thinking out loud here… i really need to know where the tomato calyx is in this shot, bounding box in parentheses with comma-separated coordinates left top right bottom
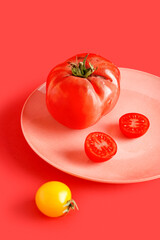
(71, 54, 96, 78)
(63, 199, 79, 214)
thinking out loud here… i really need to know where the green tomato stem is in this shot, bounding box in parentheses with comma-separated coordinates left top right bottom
(63, 199, 79, 214)
(71, 54, 96, 78)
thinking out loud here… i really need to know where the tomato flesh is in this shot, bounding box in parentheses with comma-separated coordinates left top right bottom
(119, 113, 150, 138)
(84, 132, 117, 162)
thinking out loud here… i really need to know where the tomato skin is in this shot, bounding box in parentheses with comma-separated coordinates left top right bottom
(46, 53, 120, 129)
(84, 132, 117, 162)
(119, 113, 150, 138)
(35, 181, 72, 217)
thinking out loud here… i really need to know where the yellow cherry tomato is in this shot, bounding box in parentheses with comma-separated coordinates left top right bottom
(35, 181, 78, 217)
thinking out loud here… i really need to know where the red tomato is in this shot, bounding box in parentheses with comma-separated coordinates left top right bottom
(119, 113, 150, 138)
(46, 53, 120, 129)
(84, 132, 117, 162)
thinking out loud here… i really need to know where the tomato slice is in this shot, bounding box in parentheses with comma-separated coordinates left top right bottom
(119, 113, 150, 138)
(84, 132, 117, 162)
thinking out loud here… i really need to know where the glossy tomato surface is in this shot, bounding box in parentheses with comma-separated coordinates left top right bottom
(84, 132, 117, 162)
(46, 53, 120, 129)
(119, 113, 150, 138)
(35, 181, 72, 217)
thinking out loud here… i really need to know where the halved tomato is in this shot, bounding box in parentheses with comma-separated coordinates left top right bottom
(119, 113, 150, 138)
(84, 132, 117, 162)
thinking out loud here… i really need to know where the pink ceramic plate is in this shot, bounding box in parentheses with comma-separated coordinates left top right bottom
(21, 68, 160, 183)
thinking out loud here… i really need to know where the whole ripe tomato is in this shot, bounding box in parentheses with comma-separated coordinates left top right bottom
(35, 181, 78, 217)
(46, 53, 120, 129)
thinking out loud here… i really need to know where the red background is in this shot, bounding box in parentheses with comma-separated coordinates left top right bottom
(1, 0, 160, 239)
